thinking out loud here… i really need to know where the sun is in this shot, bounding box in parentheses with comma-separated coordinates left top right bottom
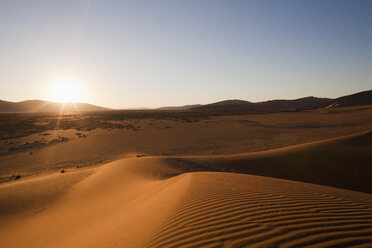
(49, 79, 85, 103)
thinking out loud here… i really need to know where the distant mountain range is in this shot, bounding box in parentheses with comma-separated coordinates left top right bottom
(168, 90, 372, 111)
(0, 100, 109, 113)
(0, 90, 371, 113)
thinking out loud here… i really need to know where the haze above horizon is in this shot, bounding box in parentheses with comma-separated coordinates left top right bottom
(0, 0, 371, 109)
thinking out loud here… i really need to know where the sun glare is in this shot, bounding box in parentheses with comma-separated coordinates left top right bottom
(50, 79, 84, 103)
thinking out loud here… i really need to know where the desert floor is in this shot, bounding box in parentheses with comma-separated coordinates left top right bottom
(0, 106, 371, 247)
(1, 105, 371, 179)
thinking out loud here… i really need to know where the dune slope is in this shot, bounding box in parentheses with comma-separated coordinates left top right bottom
(148, 172, 372, 248)
(0, 158, 188, 248)
(1, 132, 371, 247)
(172, 130, 372, 193)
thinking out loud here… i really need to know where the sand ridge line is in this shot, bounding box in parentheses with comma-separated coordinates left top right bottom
(162, 130, 372, 194)
(1, 157, 192, 248)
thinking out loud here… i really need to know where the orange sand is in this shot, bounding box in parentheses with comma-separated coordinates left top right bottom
(1, 132, 371, 247)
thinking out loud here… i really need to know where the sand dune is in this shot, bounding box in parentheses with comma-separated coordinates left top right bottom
(0, 158, 190, 248)
(174, 130, 372, 193)
(1, 132, 372, 247)
(148, 172, 372, 248)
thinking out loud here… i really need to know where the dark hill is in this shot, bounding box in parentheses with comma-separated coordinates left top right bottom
(193, 90, 371, 111)
(0, 100, 109, 113)
(328, 90, 372, 108)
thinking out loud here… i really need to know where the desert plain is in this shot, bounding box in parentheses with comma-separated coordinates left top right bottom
(0, 105, 372, 247)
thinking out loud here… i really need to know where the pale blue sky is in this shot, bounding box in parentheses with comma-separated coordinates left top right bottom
(0, 0, 371, 108)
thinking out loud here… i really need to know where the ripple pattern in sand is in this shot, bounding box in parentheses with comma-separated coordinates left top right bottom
(147, 172, 372, 248)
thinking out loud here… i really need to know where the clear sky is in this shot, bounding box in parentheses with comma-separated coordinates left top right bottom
(0, 0, 371, 108)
